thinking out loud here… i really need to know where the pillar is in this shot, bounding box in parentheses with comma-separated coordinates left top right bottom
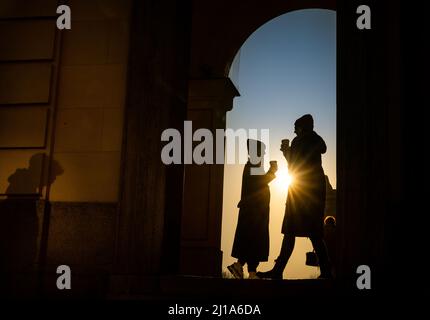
(180, 78, 239, 276)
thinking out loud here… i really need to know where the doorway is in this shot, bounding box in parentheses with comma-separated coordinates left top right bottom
(221, 9, 337, 279)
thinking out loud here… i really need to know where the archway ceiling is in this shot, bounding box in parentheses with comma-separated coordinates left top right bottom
(190, 0, 336, 78)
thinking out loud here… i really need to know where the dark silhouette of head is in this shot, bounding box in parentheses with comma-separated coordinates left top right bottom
(324, 215, 336, 227)
(5, 153, 64, 196)
(6, 153, 44, 195)
(247, 139, 266, 165)
(294, 114, 314, 136)
(28, 153, 44, 171)
(29, 153, 64, 187)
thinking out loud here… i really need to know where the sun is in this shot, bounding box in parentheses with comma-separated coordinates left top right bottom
(274, 167, 294, 191)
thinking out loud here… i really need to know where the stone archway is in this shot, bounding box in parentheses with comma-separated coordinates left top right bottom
(112, 0, 403, 296)
(180, 0, 336, 276)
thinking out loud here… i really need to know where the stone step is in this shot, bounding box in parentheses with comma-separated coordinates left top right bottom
(158, 275, 335, 300)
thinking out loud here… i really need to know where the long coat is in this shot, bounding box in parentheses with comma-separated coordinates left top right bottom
(282, 131, 327, 238)
(231, 161, 275, 262)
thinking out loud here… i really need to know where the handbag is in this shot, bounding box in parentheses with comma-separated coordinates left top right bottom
(305, 238, 319, 266)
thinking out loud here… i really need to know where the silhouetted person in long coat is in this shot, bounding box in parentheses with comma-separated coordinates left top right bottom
(228, 139, 277, 279)
(257, 114, 332, 279)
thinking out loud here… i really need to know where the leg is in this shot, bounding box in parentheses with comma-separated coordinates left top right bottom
(247, 261, 259, 279)
(277, 234, 295, 267)
(257, 235, 295, 279)
(310, 237, 332, 278)
(247, 261, 258, 273)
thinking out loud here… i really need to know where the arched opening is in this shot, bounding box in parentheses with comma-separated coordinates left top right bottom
(221, 9, 336, 279)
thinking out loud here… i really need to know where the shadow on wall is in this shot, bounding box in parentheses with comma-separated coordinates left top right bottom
(0, 153, 63, 285)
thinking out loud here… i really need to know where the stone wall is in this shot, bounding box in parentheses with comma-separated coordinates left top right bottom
(0, 0, 132, 297)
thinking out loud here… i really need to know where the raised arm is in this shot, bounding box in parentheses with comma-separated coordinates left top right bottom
(283, 147, 292, 163)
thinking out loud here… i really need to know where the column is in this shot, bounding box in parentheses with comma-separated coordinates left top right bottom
(180, 78, 239, 276)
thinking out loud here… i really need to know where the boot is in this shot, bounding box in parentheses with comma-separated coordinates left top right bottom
(227, 262, 244, 279)
(312, 238, 333, 280)
(256, 259, 285, 280)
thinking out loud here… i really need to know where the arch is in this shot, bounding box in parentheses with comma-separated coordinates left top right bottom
(181, 0, 337, 277)
(225, 8, 336, 77)
(189, 0, 336, 78)
(222, 9, 337, 279)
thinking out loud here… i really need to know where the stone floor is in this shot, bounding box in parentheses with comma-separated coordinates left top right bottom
(111, 275, 337, 301)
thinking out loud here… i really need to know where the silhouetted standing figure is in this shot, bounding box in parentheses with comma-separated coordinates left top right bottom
(257, 114, 332, 279)
(0, 153, 63, 293)
(228, 139, 277, 279)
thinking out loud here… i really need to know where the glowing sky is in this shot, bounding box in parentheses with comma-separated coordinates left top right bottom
(222, 9, 336, 279)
